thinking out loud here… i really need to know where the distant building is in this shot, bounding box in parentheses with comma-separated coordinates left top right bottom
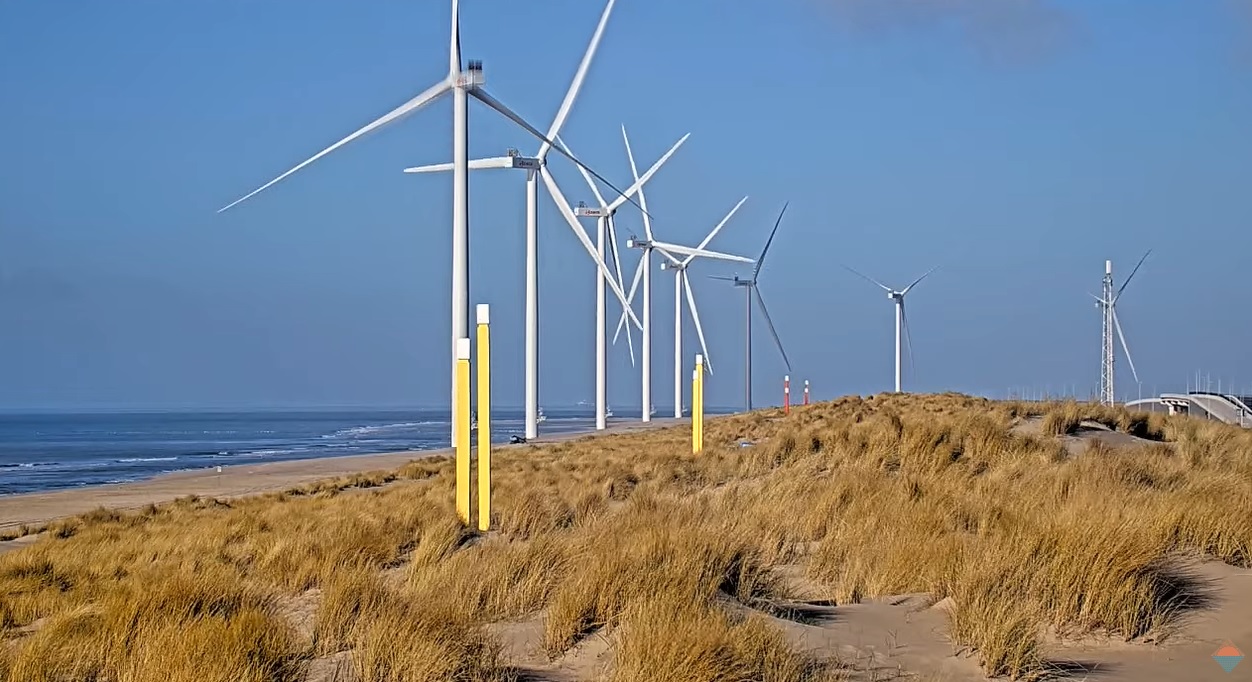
(1126, 392, 1252, 428)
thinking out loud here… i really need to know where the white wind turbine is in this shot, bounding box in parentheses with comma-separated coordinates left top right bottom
(843, 265, 938, 393)
(216, 0, 640, 447)
(562, 133, 690, 431)
(400, 0, 619, 440)
(1093, 251, 1150, 406)
(615, 176, 755, 419)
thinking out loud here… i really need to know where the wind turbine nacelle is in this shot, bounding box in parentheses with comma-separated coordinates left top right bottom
(576, 206, 610, 218)
(454, 66, 485, 88)
(510, 156, 541, 170)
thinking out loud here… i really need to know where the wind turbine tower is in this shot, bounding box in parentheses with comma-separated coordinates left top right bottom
(711, 203, 792, 411)
(643, 199, 753, 418)
(615, 131, 750, 422)
(217, 0, 639, 448)
(844, 265, 938, 393)
(1095, 251, 1150, 405)
(565, 133, 686, 431)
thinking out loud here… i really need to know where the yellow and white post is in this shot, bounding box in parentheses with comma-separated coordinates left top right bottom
(455, 337, 472, 525)
(692, 366, 698, 453)
(693, 354, 705, 453)
(475, 304, 491, 532)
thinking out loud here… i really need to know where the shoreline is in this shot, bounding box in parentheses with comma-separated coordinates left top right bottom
(0, 417, 684, 532)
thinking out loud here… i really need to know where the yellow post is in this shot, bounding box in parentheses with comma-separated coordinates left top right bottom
(475, 304, 491, 532)
(698, 356, 705, 451)
(455, 337, 472, 525)
(692, 365, 699, 453)
(693, 354, 705, 453)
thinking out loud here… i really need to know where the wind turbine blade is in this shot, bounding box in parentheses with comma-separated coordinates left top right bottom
(621, 124, 654, 242)
(614, 256, 646, 345)
(560, 134, 608, 208)
(403, 162, 455, 174)
(450, 0, 462, 75)
(753, 287, 791, 372)
(219, 80, 452, 213)
(652, 242, 754, 264)
(841, 264, 892, 293)
(1114, 249, 1151, 302)
(1112, 308, 1140, 384)
(540, 166, 641, 329)
(469, 88, 648, 218)
(901, 265, 939, 295)
(402, 156, 514, 174)
(608, 218, 638, 366)
(752, 202, 789, 279)
(683, 196, 749, 267)
(653, 247, 684, 268)
(607, 133, 690, 212)
(682, 271, 713, 375)
(901, 299, 916, 378)
(537, 0, 616, 160)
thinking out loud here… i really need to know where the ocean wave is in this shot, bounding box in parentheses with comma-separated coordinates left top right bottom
(116, 457, 178, 463)
(324, 421, 435, 438)
(211, 446, 318, 459)
(2, 460, 112, 471)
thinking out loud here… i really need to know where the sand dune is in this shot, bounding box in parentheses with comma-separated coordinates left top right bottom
(2, 397, 1250, 681)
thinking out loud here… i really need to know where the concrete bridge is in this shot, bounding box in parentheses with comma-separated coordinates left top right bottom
(1126, 391, 1252, 428)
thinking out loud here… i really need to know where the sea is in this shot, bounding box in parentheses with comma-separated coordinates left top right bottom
(0, 407, 720, 496)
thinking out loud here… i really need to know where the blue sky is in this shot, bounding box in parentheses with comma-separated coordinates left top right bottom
(1, 0, 1250, 411)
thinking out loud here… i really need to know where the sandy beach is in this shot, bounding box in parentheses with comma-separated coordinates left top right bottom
(0, 417, 683, 533)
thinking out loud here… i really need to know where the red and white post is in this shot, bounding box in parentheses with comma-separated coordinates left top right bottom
(784, 375, 791, 415)
(804, 380, 810, 406)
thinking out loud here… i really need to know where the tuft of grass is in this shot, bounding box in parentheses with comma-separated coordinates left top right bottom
(610, 596, 838, 682)
(1, 569, 303, 682)
(350, 597, 512, 682)
(540, 503, 786, 657)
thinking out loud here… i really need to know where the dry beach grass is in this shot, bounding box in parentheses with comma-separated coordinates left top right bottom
(1, 393, 1250, 680)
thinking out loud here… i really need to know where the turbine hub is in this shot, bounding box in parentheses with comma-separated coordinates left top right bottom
(455, 65, 484, 88)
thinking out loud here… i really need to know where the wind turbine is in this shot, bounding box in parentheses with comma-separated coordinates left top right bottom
(563, 133, 689, 431)
(614, 128, 751, 423)
(216, 0, 640, 448)
(1093, 251, 1150, 406)
(710, 203, 792, 411)
(614, 192, 753, 419)
(843, 265, 938, 393)
(400, 0, 617, 440)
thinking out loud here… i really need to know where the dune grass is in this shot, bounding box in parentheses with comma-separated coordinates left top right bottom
(1, 393, 1250, 680)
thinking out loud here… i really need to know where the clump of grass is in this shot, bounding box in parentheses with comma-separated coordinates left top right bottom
(947, 568, 1044, 679)
(1041, 406, 1082, 436)
(351, 598, 511, 682)
(1, 568, 304, 682)
(313, 566, 389, 655)
(610, 596, 837, 682)
(407, 535, 568, 621)
(542, 504, 784, 656)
